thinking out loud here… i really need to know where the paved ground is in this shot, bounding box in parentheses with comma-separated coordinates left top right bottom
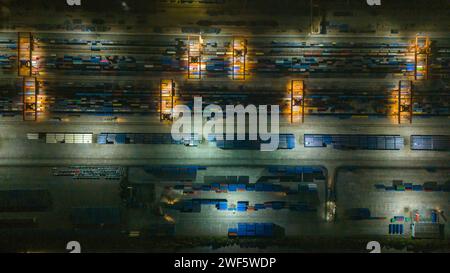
(0, 165, 328, 237)
(154, 166, 328, 236)
(3, 165, 449, 240)
(335, 167, 450, 237)
(0, 166, 122, 230)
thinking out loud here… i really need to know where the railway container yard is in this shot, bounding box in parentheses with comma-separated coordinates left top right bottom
(0, 0, 449, 254)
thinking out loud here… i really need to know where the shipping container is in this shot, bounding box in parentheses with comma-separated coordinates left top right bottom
(411, 135, 450, 151)
(214, 134, 295, 150)
(304, 134, 404, 150)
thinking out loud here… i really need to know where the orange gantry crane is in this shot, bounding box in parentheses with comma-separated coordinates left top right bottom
(290, 80, 305, 123)
(232, 38, 247, 80)
(160, 79, 175, 121)
(398, 80, 413, 124)
(414, 35, 430, 80)
(187, 36, 202, 80)
(18, 32, 38, 121)
(18, 32, 33, 77)
(22, 77, 38, 121)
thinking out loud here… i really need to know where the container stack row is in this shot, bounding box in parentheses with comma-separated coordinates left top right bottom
(304, 134, 404, 150)
(228, 223, 274, 238)
(97, 133, 200, 146)
(172, 182, 288, 194)
(410, 135, 450, 151)
(375, 180, 450, 192)
(212, 134, 295, 150)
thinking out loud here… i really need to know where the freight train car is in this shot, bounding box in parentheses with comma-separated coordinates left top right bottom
(410, 135, 450, 151)
(97, 133, 201, 146)
(304, 134, 404, 150)
(214, 134, 295, 150)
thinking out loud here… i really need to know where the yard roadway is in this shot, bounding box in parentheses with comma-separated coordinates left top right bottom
(0, 117, 449, 190)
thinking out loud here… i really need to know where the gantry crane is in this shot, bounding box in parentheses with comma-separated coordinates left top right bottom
(415, 35, 430, 80)
(22, 77, 38, 121)
(160, 79, 175, 122)
(290, 80, 305, 123)
(232, 38, 247, 80)
(18, 32, 38, 121)
(18, 32, 33, 77)
(187, 36, 202, 80)
(398, 80, 413, 124)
